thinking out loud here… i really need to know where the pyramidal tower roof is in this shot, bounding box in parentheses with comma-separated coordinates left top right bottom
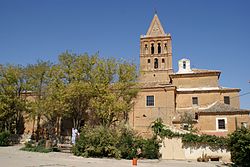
(146, 14, 166, 37)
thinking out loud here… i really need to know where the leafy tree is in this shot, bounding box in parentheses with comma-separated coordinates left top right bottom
(117, 62, 138, 122)
(63, 82, 92, 129)
(42, 64, 66, 141)
(57, 52, 138, 128)
(0, 64, 27, 134)
(89, 58, 138, 127)
(57, 52, 97, 129)
(26, 60, 51, 140)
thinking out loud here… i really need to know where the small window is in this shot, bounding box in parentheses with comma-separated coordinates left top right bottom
(147, 59, 150, 63)
(218, 119, 226, 129)
(162, 58, 165, 63)
(192, 97, 198, 105)
(183, 61, 186, 69)
(151, 44, 154, 54)
(154, 58, 158, 69)
(158, 43, 161, 54)
(146, 95, 154, 106)
(224, 96, 230, 105)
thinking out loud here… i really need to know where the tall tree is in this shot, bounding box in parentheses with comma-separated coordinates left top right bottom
(89, 58, 138, 127)
(0, 64, 27, 134)
(58, 52, 98, 129)
(41, 64, 66, 141)
(117, 61, 138, 122)
(26, 60, 51, 140)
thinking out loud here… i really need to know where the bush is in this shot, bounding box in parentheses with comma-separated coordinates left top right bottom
(117, 126, 137, 159)
(73, 126, 121, 158)
(0, 131, 11, 146)
(141, 137, 160, 159)
(228, 127, 250, 167)
(20, 139, 52, 153)
(73, 125, 160, 159)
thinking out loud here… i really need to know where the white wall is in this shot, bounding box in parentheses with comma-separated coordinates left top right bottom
(160, 138, 231, 162)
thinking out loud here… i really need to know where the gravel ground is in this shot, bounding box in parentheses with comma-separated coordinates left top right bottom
(0, 145, 226, 167)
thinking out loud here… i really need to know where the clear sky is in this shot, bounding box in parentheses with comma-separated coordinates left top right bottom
(0, 0, 249, 109)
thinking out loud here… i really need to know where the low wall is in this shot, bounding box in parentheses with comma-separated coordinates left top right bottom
(160, 138, 231, 162)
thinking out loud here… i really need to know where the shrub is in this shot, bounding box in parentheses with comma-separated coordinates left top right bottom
(119, 135, 160, 159)
(73, 125, 160, 159)
(228, 127, 250, 167)
(117, 126, 136, 159)
(141, 137, 160, 159)
(20, 139, 52, 153)
(151, 118, 180, 139)
(0, 131, 11, 146)
(73, 126, 121, 158)
(151, 118, 165, 137)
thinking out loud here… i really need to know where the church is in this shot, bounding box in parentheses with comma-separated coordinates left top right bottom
(129, 14, 250, 136)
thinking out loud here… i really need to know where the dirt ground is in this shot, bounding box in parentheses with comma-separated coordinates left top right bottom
(0, 145, 226, 167)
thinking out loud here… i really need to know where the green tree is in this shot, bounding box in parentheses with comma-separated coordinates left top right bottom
(89, 58, 138, 127)
(117, 62, 138, 122)
(63, 82, 92, 129)
(0, 64, 27, 134)
(57, 52, 98, 129)
(57, 52, 138, 128)
(26, 60, 51, 140)
(42, 64, 66, 141)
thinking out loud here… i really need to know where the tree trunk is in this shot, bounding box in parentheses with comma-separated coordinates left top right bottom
(36, 115, 41, 142)
(56, 116, 61, 139)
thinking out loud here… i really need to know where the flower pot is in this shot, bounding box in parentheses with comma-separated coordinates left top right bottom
(132, 158, 137, 166)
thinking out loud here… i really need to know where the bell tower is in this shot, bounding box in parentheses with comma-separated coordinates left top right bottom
(139, 14, 173, 83)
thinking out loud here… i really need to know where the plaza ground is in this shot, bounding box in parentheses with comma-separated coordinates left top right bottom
(0, 145, 227, 167)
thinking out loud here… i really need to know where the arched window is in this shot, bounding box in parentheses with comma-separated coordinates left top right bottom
(158, 43, 161, 54)
(183, 61, 186, 69)
(154, 58, 158, 69)
(164, 43, 167, 52)
(151, 43, 154, 54)
(147, 59, 150, 63)
(164, 43, 167, 48)
(162, 58, 165, 63)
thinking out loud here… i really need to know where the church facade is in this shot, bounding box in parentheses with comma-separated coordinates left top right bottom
(129, 14, 250, 136)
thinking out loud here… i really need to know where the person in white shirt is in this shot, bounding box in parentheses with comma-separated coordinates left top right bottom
(71, 128, 79, 145)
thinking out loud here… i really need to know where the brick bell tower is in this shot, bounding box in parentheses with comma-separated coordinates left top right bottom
(139, 14, 173, 83)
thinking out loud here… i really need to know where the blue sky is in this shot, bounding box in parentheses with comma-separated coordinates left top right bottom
(0, 0, 249, 109)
